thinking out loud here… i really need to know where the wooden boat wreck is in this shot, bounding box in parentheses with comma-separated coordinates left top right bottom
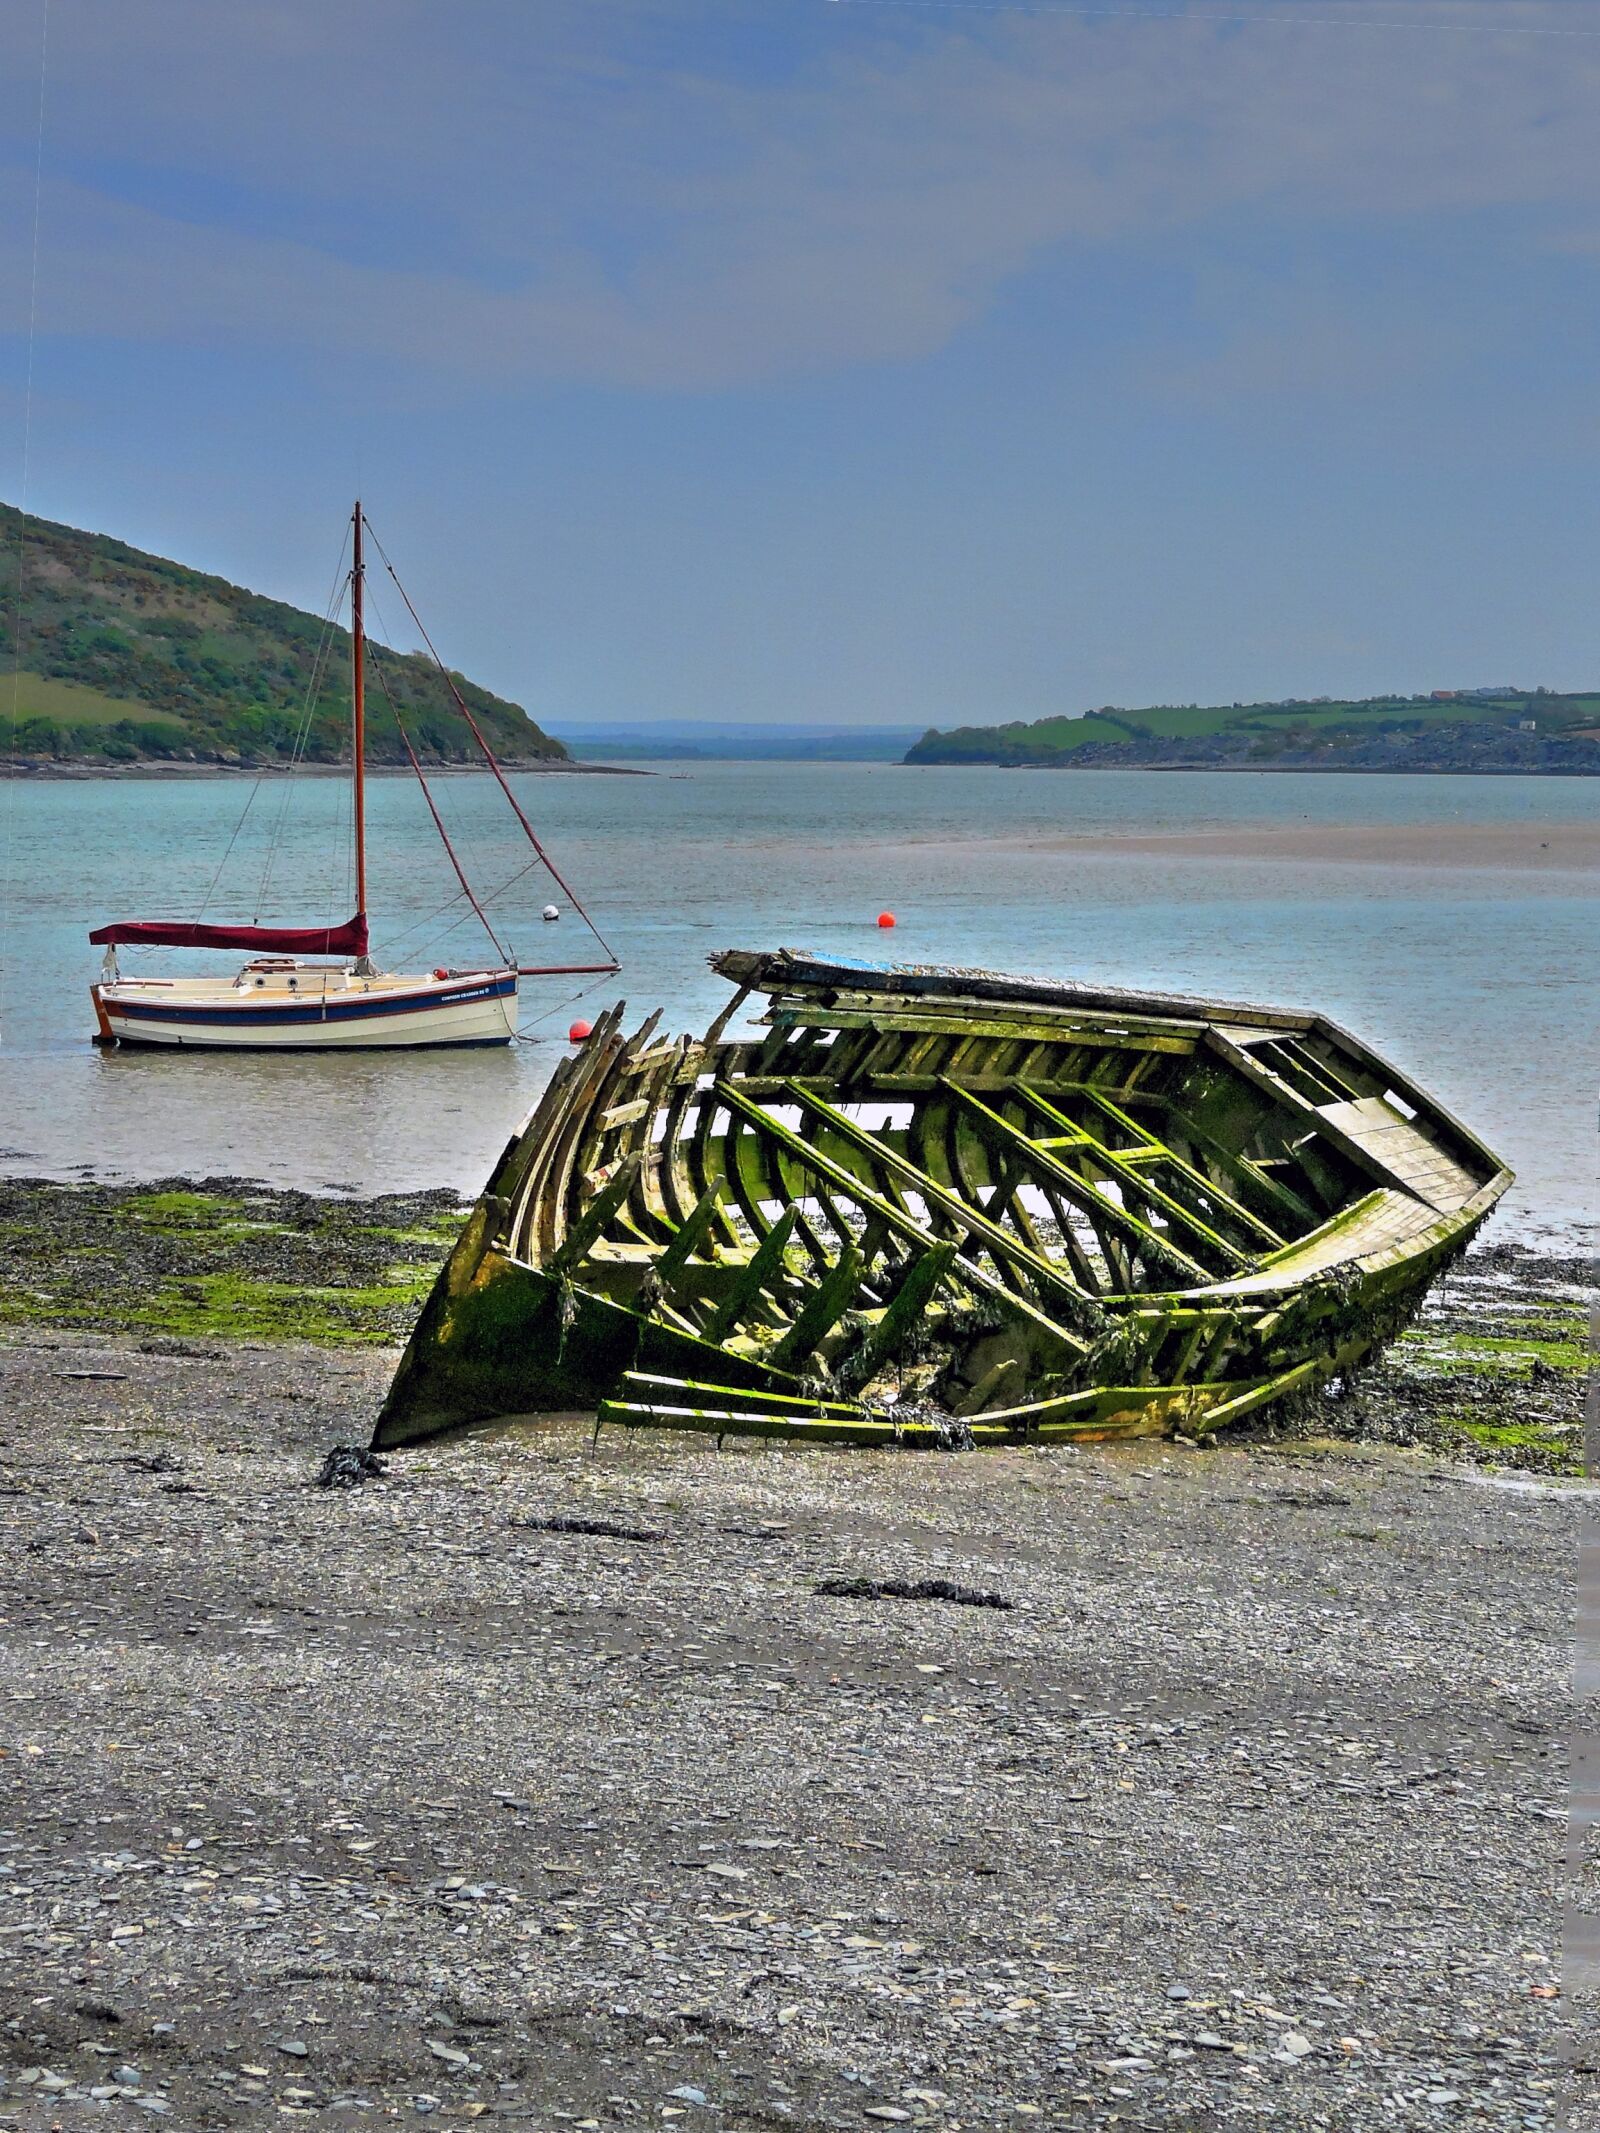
(373, 949, 1511, 1450)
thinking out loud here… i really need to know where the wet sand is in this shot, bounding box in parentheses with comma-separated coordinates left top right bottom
(869, 822, 1597, 872)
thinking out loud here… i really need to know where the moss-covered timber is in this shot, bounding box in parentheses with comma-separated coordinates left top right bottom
(372, 950, 1513, 1451)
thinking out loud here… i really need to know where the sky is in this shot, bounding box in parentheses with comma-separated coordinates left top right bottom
(0, 0, 1597, 729)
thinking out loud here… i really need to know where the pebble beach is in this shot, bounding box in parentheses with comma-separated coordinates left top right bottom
(0, 1183, 1586, 2130)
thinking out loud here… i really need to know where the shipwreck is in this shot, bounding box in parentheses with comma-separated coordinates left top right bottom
(373, 949, 1511, 1451)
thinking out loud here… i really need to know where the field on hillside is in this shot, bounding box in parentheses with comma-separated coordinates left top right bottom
(7, 673, 186, 728)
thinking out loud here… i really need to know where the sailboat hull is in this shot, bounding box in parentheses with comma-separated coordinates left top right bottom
(92, 968, 519, 1050)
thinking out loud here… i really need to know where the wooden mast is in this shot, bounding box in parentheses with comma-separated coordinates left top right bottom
(350, 501, 368, 929)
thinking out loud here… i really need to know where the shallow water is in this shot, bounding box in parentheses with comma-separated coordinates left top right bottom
(0, 763, 1591, 1236)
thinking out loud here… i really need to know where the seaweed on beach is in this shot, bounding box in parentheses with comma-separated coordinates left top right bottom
(0, 1175, 463, 1345)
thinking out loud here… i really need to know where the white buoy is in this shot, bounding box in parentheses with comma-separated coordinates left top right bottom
(542, 904, 560, 922)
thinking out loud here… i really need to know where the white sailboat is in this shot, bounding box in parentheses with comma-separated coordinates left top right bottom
(89, 505, 616, 1050)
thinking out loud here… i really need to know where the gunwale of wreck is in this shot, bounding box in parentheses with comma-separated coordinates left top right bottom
(373, 949, 1512, 1450)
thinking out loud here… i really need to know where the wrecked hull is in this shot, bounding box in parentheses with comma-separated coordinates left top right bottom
(374, 950, 1512, 1451)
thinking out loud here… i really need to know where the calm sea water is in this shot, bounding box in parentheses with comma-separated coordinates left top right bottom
(0, 763, 1591, 1238)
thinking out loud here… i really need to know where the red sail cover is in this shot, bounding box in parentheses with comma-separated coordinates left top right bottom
(90, 914, 369, 956)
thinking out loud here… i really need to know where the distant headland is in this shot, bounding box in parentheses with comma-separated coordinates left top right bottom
(904, 691, 1600, 775)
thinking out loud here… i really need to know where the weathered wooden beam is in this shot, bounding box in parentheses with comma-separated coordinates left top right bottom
(619, 1371, 866, 1418)
(713, 1079, 1087, 1359)
(769, 1003, 1199, 1055)
(548, 1155, 643, 1276)
(1053, 1206, 1108, 1293)
(768, 1239, 864, 1371)
(941, 1081, 1214, 1284)
(1053, 1086, 1286, 1250)
(596, 1395, 999, 1447)
(844, 1241, 958, 1386)
(782, 1080, 1100, 1309)
(1136, 1106, 1320, 1232)
(654, 1178, 729, 1287)
(1014, 1088, 1252, 1269)
(1203, 1030, 1400, 1198)
(704, 1206, 799, 1341)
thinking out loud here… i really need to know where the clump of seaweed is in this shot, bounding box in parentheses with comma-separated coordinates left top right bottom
(816, 1575, 1013, 1610)
(316, 1446, 388, 1489)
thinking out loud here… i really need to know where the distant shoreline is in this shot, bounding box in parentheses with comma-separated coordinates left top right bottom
(0, 757, 651, 780)
(902, 760, 1600, 778)
(8, 752, 1599, 779)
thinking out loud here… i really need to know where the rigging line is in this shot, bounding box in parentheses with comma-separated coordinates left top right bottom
(382, 852, 612, 972)
(821, 0, 1600, 34)
(262, 529, 352, 915)
(195, 775, 264, 926)
(253, 536, 350, 922)
(335, 719, 352, 926)
(361, 573, 489, 949)
(386, 871, 528, 967)
(236, 541, 347, 923)
(363, 569, 490, 904)
(253, 620, 330, 920)
(363, 570, 476, 876)
(387, 855, 557, 967)
(325, 542, 361, 931)
(379, 884, 473, 962)
(197, 553, 343, 921)
(0, 0, 51, 1030)
(323, 691, 351, 933)
(515, 976, 613, 1039)
(366, 643, 512, 966)
(364, 519, 619, 967)
(257, 607, 340, 916)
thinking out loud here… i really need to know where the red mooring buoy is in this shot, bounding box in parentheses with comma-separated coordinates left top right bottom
(877, 911, 897, 929)
(569, 1019, 594, 1043)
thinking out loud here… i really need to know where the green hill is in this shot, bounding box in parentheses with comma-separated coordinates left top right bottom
(905, 692, 1600, 774)
(0, 501, 567, 768)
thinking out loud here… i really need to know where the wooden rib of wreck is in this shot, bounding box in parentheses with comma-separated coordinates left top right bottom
(373, 949, 1511, 1451)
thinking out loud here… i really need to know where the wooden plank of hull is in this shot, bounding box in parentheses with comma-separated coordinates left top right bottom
(372, 1246, 816, 1448)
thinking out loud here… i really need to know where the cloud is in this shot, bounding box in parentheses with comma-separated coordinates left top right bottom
(0, 0, 1595, 389)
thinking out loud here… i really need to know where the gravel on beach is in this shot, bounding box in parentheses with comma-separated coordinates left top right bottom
(0, 1185, 1585, 2129)
(0, 1349, 1580, 2129)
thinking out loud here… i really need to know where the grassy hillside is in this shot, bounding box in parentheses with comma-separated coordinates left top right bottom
(0, 502, 567, 768)
(906, 692, 1600, 773)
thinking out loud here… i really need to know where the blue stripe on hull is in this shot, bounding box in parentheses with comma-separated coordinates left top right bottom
(109, 1034, 514, 1052)
(110, 977, 516, 1029)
